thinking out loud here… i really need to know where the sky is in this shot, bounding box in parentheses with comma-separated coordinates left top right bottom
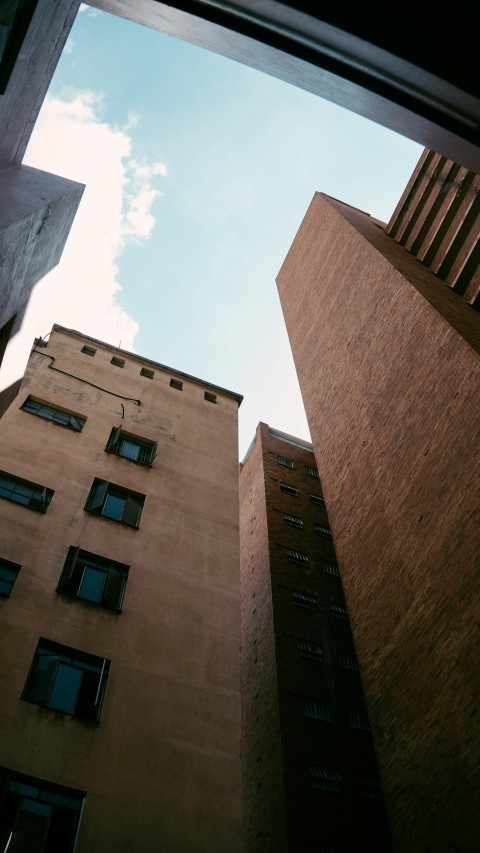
(1, 3, 423, 459)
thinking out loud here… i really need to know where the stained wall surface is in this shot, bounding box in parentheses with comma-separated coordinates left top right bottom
(0, 325, 242, 851)
(276, 193, 480, 852)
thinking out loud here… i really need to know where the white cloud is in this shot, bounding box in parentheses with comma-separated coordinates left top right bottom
(0, 92, 167, 390)
(64, 37, 74, 54)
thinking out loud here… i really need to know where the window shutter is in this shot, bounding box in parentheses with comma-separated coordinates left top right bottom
(75, 669, 101, 721)
(106, 426, 122, 452)
(103, 568, 125, 610)
(123, 494, 142, 527)
(86, 480, 108, 512)
(30, 486, 47, 512)
(58, 546, 80, 594)
(148, 439, 159, 466)
(68, 416, 84, 432)
(25, 655, 58, 704)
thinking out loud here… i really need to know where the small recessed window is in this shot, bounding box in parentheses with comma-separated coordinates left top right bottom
(111, 356, 125, 368)
(283, 513, 303, 529)
(310, 766, 341, 793)
(304, 698, 330, 721)
(329, 603, 349, 619)
(0, 557, 21, 597)
(323, 560, 340, 577)
(277, 455, 294, 468)
(204, 391, 217, 403)
(316, 525, 332, 538)
(140, 367, 154, 379)
(287, 549, 309, 565)
(170, 378, 183, 390)
(349, 710, 371, 731)
(339, 652, 359, 671)
(81, 346, 96, 357)
(280, 483, 299, 496)
(292, 591, 316, 608)
(305, 465, 319, 479)
(297, 640, 323, 661)
(309, 494, 325, 506)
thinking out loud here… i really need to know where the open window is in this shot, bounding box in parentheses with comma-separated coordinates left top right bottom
(22, 639, 110, 723)
(0, 471, 53, 513)
(85, 478, 144, 528)
(58, 547, 129, 611)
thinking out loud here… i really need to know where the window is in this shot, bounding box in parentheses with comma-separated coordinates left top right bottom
(277, 455, 294, 468)
(304, 697, 330, 721)
(316, 524, 332, 538)
(0, 557, 21, 597)
(22, 639, 110, 722)
(357, 776, 384, 800)
(292, 591, 316, 608)
(297, 639, 323, 661)
(305, 465, 319, 479)
(140, 367, 154, 379)
(309, 493, 325, 506)
(0, 472, 53, 513)
(323, 560, 340, 576)
(85, 479, 144, 528)
(204, 391, 217, 403)
(339, 652, 360, 671)
(81, 345, 96, 356)
(110, 356, 125, 368)
(329, 603, 349, 619)
(310, 767, 341, 793)
(0, 0, 38, 94)
(283, 513, 303, 529)
(170, 378, 183, 390)
(0, 767, 84, 853)
(280, 483, 299, 496)
(105, 427, 157, 466)
(58, 547, 129, 611)
(21, 397, 85, 431)
(287, 549, 309, 565)
(350, 710, 371, 731)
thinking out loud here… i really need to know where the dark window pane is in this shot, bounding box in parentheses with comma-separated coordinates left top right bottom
(123, 494, 141, 527)
(86, 479, 108, 512)
(48, 665, 82, 714)
(78, 566, 105, 603)
(103, 568, 125, 610)
(9, 798, 51, 853)
(120, 440, 140, 461)
(103, 493, 125, 521)
(25, 656, 58, 704)
(75, 668, 103, 721)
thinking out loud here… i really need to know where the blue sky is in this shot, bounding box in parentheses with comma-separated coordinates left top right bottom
(5, 4, 423, 458)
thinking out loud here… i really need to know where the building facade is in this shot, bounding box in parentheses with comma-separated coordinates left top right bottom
(0, 324, 243, 851)
(240, 422, 392, 853)
(276, 179, 480, 852)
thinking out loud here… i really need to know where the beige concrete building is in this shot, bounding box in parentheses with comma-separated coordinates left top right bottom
(0, 324, 242, 851)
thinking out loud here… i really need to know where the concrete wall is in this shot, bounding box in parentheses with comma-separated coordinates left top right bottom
(0, 325, 242, 851)
(276, 193, 480, 852)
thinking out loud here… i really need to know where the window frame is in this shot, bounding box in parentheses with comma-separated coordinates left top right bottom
(0, 471, 53, 513)
(22, 639, 110, 723)
(57, 546, 129, 612)
(305, 465, 320, 479)
(277, 455, 294, 468)
(280, 483, 299, 496)
(105, 426, 157, 467)
(84, 478, 145, 528)
(21, 396, 85, 432)
(0, 767, 84, 853)
(0, 556, 21, 597)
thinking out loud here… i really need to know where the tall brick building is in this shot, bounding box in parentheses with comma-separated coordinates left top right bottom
(276, 150, 480, 852)
(0, 324, 243, 852)
(240, 422, 392, 852)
